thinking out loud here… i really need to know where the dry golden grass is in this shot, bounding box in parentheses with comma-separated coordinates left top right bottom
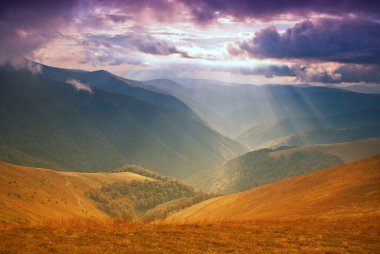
(1, 157, 379, 253)
(0, 162, 150, 224)
(167, 156, 380, 223)
(0, 217, 379, 253)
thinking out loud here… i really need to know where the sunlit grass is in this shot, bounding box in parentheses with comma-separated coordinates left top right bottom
(1, 217, 379, 253)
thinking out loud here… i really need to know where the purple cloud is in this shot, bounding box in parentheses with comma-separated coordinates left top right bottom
(84, 33, 186, 56)
(297, 64, 380, 83)
(231, 18, 380, 64)
(0, 0, 79, 65)
(237, 64, 296, 78)
(181, 0, 380, 23)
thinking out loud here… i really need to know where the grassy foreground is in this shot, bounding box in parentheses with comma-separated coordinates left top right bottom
(0, 218, 379, 254)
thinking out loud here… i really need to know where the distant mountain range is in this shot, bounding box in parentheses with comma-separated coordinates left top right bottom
(336, 84, 380, 94)
(0, 63, 246, 177)
(144, 79, 380, 145)
(262, 125, 380, 148)
(237, 110, 380, 148)
(2, 62, 380, 178)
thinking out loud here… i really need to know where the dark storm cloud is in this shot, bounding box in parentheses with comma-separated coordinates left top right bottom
(239, 65, 296, 78)
(291, 64, 380, 83)
(237, 64, 380, 83)
(335, 65, 380, 83)
(0, 0, 79, 64)
(181, 0, 380, 23)
(231, 18, 380, 64)
(0, 0, 177, 65)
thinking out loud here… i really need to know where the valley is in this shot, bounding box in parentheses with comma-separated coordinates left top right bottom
(0, 162, 214, 225)
(1, 155, 379, 253)
(0, 63, 379, 254)
(2, 1, 380, 253)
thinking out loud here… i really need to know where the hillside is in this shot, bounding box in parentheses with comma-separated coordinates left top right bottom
(186, 149, 343, 194)
(40, 63, 193, 115)
(0, 162, 214, 224)
(0, 162, 148, 224)
(0, 65, 246, 177)
(187, 138, 380, 194)
(270, 137, 380, 163)
(263, 125, 380, 148)
(168, 156, 380, 223)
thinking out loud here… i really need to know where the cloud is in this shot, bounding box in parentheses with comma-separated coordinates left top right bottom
(85, 33, 185, 56)
(66, 79, 93, 93)
(0, 0, 79, 65)
(180, 0, 380, 23)
(238, 64, 295, 78)
(81, 0, 380, 25)
(230, 18, 380, 64)
(79, 47, 144, 66)
(2, 0, 379, 66)
(295, 64, 380, 83)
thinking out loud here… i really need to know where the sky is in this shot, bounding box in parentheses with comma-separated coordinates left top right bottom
(1, 0, 380, 85)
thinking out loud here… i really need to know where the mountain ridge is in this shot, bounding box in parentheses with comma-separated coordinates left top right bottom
(0, 64, 247, 177)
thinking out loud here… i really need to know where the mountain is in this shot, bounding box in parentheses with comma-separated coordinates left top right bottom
(187, 137, 380, 194)
(270, 137, 380, 163)
(167, 156, 380, 223)
(143, 79, 380, 138)
(0, 161, 215, 224)
(237, 108, 380, 148)
(41, 63, 193, 115)
(264, 125, 380, 148)
(337, 84, 380, 94)
(0, 65, 247, 177)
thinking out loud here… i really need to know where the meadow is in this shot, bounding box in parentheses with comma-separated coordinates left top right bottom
(0, 217, 379, 254)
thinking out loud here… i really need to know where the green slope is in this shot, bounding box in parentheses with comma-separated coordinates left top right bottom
(0, 65, 246, 177)
(187, 149, 343, 194)
(187, 137, 380, 194)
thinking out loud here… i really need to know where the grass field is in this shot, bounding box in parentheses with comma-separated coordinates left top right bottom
(0, 162, 151, 224)
(0, 218, 379, 254)
(168, 156, 380, 223)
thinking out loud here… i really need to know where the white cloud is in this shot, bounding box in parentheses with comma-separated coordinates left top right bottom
(66, 79, 93, 93)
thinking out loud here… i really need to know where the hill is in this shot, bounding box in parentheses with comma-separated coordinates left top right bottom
(0, 162, 147, 224)
(0, 65, 246, 177)
(186, 149, 343, 194)
(168, 156, 380, 223)
(0, 162, 215, 224)
(187, 138, 380, 194)
(270, 137, 380, 163)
